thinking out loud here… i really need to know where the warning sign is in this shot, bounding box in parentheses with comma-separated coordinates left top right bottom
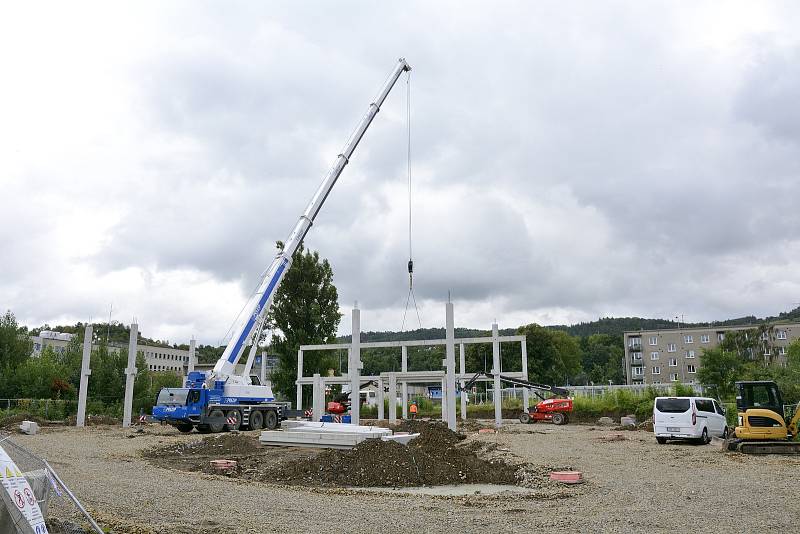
(0, 444, 49, 534)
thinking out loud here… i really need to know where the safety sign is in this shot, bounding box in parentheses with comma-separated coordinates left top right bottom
(0, 443, 48, 534)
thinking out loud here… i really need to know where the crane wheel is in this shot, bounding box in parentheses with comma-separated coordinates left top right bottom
(175, 423, 194, 433)
(197, 425, 212, 434)
(264, 410, 279, 430)
(249, 410, 264, 431)
(208, 409, 226, 433)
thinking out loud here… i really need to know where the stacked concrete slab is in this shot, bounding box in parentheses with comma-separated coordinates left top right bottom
(260, 421, 418, 449)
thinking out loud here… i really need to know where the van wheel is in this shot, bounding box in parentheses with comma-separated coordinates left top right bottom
(721, 426, 729, 439)
(656, 437, 667, 444)
(698, 428, 709, 445)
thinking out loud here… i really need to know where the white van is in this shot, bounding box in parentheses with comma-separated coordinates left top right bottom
(653, 397, 728, 444)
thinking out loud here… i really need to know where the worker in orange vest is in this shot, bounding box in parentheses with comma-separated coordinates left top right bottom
(409, 401, 418, 420)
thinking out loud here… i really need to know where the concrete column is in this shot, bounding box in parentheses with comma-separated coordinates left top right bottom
(260, 350, 266, 386)
(296, 349, 303, 410)
(441, 377, 447, 423)
(401, 346, 408, 419)
(311, 373, 322, 422)
(377, 377, 384, 421)
(122, 323, 138, 428)
(521, 340, 530, 410)
(388, 373, 397, 425)
(76, 326, 92, 427)
(459, 343, 467, 420)
(445, 302, 457, 431)
(349, 304, 362, 426)
(492, 323, 502, 428)
(188, 338, 196, 375)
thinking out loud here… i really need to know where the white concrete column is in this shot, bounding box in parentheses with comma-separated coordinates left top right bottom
(188, 338, 196, 375)
(296, 349, 303, 410)
(122, 323, 138, 428)
(377, 377, 385, 421)
(76, 326, 92, 427)
(349, 304, 362, 426)
(492, 323, 502, 428)
(459, 343, 467, 420)
(401, 346, 408, 419)
(445, 301, 457, 431)
(311, 373, 322, 422)
(521, 340, 530, 410)
(441, 377, 447, 423)
(388, 373, 397, 424)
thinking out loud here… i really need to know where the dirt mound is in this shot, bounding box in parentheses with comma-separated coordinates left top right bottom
(0, 413, 46, 429)
(238, 420, 519, 487)
(64, 414, 119, 426)
(143, 433, 261, 459)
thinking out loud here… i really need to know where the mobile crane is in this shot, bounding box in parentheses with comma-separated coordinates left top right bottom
(152, 58, 412, 433)
(462, 372, 573, 425)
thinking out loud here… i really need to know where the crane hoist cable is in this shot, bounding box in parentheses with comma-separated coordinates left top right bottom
(401, 70, 423, 332)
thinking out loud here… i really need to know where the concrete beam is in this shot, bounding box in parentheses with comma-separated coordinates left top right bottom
(459, 343, 467, 420)
(122, 323, 138, 428)
(388, 373, 397, 425)
(299, 335, 526, 352)
(521, 340, 529, 410)
(296, 349, 303, 410)
(76, 325, 92, 427)
(401, 346, 408, 419)
(349, 304, 361, 426)
(188, 338, 196, 375)
(377, 377, 384, 421)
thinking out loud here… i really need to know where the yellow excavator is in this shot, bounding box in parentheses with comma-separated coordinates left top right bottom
(725, 380, 800, 454)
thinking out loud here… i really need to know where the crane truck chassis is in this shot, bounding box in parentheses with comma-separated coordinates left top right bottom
(150, 58, 412, 432)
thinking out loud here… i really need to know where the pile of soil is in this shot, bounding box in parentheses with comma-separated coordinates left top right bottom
(238, 420, 521, 487)
(65, 414, 119, 426)
(143, 433, 262, 459)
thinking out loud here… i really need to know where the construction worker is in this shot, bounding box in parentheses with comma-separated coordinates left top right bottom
(409, 401, 418, 420)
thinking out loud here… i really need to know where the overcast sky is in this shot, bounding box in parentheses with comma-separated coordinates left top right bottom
(2, 1, 800, 345)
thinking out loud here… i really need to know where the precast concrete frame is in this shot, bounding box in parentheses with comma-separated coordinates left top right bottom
(296, 303, 529, 429)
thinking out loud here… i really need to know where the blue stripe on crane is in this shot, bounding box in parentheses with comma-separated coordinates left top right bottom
(227, 258, 288, 364)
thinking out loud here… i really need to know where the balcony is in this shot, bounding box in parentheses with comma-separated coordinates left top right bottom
(630, 355, 644, 366)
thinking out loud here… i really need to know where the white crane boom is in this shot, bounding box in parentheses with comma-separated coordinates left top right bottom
(212, 58, 412, 384)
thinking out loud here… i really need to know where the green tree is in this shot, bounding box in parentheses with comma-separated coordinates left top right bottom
(268, 242, 342, 400)
(579, 334, 625, 385)
(697, 347, 743, 400)
(0, 311, 33, 393)
(518, 324, 581, 385)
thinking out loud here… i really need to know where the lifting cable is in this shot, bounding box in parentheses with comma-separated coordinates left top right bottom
(401, 70, 423, 332)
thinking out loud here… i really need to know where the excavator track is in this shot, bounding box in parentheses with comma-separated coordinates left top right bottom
(725, 438, 800, 454)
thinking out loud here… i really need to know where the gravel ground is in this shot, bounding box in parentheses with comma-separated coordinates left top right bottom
(14, 422, 800, 533)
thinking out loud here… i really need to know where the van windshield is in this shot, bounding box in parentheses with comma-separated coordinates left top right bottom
(656, 398, 690, 413)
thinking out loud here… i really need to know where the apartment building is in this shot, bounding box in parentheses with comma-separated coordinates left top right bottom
(30, 332, 193, 374)
(624, 322, 800, 385)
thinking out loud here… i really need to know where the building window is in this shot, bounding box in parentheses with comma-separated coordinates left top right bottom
(667, 343, 676, 352)
(777, 330, 787, 340)
(700, 334, 710, 343)
(684, 335, 693, 344)
(628, 337, 641, 348)
(632, 367, 643, 377)
(632, 352, 642, 361)
(779, 346, 786, 355)
(764, 348, 771, 356)
(649, 336, 658, 346)
(670, 373, 679, 381)
(651, 351, 660, 360)
(761, 332, 770, 341)
(687, 364, 696, 374)
(653, 380, 662, 384)
(652, 366, 661, 375)
(685, 350, 695, 359)
(718, 333, 725, 341)
(669, 358, 678, 367)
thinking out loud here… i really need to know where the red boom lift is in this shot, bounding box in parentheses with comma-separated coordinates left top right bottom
(462, 372, 573, 425)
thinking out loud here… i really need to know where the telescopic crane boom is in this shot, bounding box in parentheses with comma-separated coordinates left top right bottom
(211, 58, 412, 386)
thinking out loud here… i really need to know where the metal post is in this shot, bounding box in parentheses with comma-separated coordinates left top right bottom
(388, 373, 397, 424)
(76, 326, 92, 427)
(122, 323, 138, 428)
(350, 304, 362, 426)
(377, 377, 384, 421)
(296, 349, 303, 410)
(521, 340, 529, 410)
(401, 346, 408, 419)
(492, 323, 502, 428)
(459, 343, 467, 420)
(445, 301, 457, 431)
